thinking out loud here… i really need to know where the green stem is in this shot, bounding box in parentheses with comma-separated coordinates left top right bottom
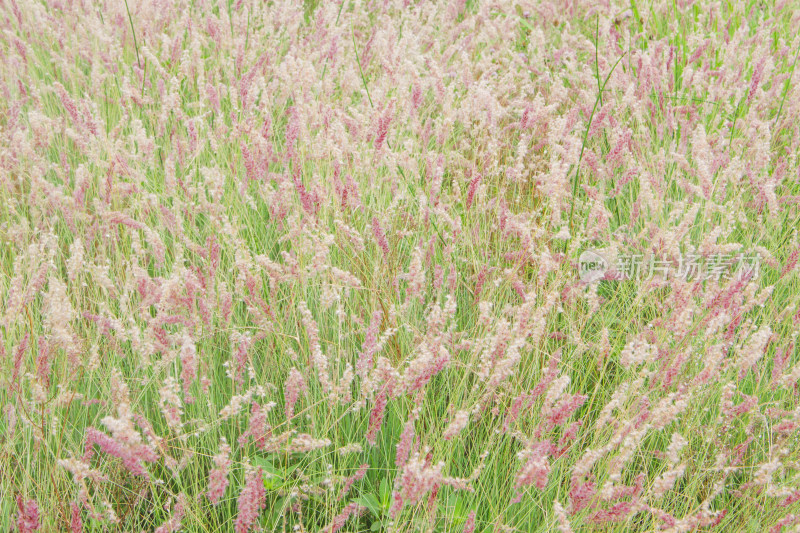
(568, 52, 627, 238)
(123, 0, 141, 68)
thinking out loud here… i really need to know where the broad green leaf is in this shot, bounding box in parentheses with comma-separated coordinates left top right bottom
(379, 477, 392, 508)
(354, 494, 382, 519)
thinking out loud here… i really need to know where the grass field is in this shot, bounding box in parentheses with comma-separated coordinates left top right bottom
(2, 0, 800, 531)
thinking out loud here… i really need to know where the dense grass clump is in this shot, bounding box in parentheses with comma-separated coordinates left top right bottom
(1, 0, 800, 531)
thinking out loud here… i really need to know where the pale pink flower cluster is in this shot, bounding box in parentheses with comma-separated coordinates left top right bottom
(234, 468, 267, 533)
(83, 372, 158, 478)
(16, 496, 40, 533)
(284, 367, 308, 421)
(207, 441, 231, 505)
